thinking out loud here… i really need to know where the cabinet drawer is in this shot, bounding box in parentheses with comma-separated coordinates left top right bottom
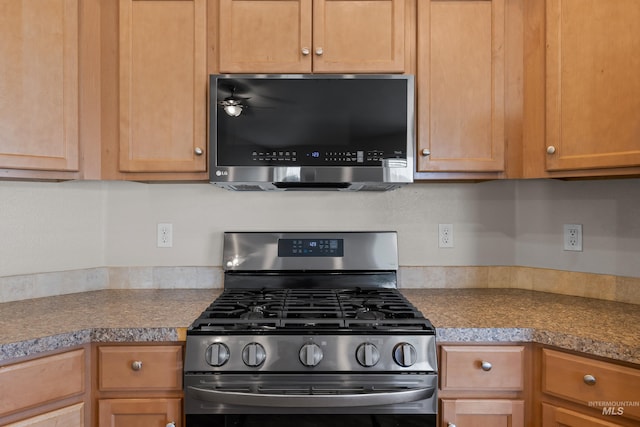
(0, 349, 85, 417)
(6, 402, 85, 427)
(98, 345, 182, 392)
(440, 345, 524, 391)
(542, 349, 640, 420)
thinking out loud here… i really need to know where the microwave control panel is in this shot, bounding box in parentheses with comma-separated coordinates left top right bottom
(249, 149, 402, 166)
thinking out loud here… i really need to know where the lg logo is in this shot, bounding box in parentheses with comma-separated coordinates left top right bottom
(215, 170, 229, 176)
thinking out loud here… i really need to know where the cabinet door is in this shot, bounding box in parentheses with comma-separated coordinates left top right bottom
(98, 398, 181, 427)
(441, 399, 524, 427)
(218, 0, 313, 73)
(312, 0, 405, 73)
(118, 0, 207, 173)
(416, 0, 506, 173)
(545, 0, 640, 172)
(0, 0, 79, 172)
(542, 403, 625, 427)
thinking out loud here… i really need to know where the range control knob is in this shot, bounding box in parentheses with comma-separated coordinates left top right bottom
(242, 342, 266, 367)
(393, 343, 417, 367)
(205, 342, 230, 367)
(356, 343, 380, 367)
(299, 343, 323, 367)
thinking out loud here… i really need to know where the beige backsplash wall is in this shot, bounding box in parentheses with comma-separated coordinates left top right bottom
(1, 178, 639, 303)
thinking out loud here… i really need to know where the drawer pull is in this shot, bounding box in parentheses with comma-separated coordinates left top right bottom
(583, 374, 597, 385)
(481, 361, 492, 371)
(131, 360, 143, 371)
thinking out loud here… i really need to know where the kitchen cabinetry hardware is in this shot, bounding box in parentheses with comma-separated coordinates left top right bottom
(315, 47, 324, 56)
(582, 374, 596, 385)
(546, 146, 556, 155)
(194, 147, 204, 156)
(131, 360, 143, 371)
(302, 47, 310, 56)
(421, 149, 431, 157)
(166, 422, 175, 427)
(481, 361, 493, 371)
(448, 423, 457, 427)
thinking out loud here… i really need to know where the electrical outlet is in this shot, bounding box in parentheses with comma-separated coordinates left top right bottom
(563, 224, 582, 251)
(439, 224, 454, 248)
(157, 223, 173, 248)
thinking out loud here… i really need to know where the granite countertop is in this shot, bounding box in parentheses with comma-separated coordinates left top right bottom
(1, 288, 638, 365)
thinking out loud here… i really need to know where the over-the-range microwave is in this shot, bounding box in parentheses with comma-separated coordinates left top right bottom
(209, 74, 415, 191)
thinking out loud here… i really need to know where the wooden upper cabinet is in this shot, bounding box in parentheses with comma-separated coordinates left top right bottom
(416, 0, 507, 176)
(219, 0, 313, 73)
(218, 0, 406, 73)
(545, 0, 640, 172)
(312, 0, 405, 73)
(114, 0, 208, 177)
(0, 0, 80, 176)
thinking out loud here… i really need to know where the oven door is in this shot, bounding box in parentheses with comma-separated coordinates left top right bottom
(184, 373, 437, 427)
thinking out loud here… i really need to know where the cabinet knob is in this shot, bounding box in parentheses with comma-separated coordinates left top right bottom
(481, 361, 493, 371)
(583, 374, 597, 385)
(131, 360, 143, 371)
(301, 47, 310, 56)
(448, 423, 457, 427)
(421, 149, 431, 156)
(546, 145, 556, 154)
(166, 423, 175, 427)
(194, 147, 204, 156)
(315, 47, 324, 56)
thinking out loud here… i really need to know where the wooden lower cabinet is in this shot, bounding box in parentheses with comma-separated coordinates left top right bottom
(536, 346, 640, 427)
(98, 398, 180, 427)
(442, 399, 525, 427)
(5, 403, 85, 427)
(438, 345, 528, 427)
(542, 403, 627, 427)
(0, 348, 87, 425)
(95, 344, 183, 427)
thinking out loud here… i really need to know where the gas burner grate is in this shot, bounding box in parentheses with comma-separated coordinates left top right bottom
(189, 288, 434, 333)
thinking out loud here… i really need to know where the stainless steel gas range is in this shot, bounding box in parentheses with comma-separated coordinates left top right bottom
(184, 232, 437, 427)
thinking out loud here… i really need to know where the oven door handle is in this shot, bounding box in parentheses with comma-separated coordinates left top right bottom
(187, 386, 435, 408)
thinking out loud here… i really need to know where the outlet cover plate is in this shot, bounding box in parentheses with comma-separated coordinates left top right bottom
(439, 223, 454, 248)
(563, 223, 582, 251)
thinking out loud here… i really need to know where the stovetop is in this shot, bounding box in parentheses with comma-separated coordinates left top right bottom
(188, 287, 435, 334)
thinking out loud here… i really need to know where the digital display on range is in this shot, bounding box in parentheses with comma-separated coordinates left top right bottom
(278, 239, 344, 257)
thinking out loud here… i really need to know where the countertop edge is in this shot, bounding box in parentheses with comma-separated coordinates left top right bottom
(2, 326, 638, 365)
